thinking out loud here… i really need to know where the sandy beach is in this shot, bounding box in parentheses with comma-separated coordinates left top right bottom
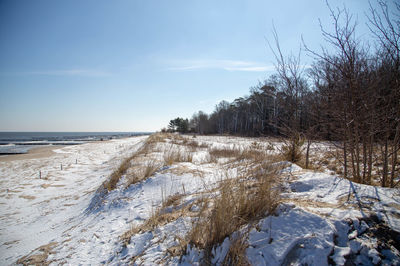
(0, 145, 63, 162)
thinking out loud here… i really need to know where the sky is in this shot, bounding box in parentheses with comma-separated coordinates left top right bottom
(0, 0, 381, 132)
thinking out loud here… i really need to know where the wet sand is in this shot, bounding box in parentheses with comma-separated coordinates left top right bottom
(0, 146, 62, 162)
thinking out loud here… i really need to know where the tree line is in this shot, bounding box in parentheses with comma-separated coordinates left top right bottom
(166, 1, 399, 187)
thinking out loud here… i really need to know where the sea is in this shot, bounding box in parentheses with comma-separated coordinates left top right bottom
(0, 132, 151, 155)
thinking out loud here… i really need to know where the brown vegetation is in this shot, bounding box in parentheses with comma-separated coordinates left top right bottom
(17, 242, 58, 266)
(163, 146, 193, 165)
(188, 163, 280, 263)
(105, 156, 133, 191)
(121, 193, 191, 246)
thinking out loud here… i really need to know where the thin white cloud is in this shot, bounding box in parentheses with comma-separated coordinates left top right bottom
(167, 59, 274, 72)
(28, 69, 112, 77)
(2, 69, 112, 77)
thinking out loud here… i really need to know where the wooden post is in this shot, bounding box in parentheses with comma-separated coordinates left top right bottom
(39, 171, 41, 179)
(76, 159, 78, 164)
(61, 164, 63, 170)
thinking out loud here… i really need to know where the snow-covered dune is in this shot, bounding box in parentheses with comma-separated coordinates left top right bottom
(1, 134, 399, 265)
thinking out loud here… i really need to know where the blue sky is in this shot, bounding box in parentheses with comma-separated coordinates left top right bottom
(0, 0, 378, 132)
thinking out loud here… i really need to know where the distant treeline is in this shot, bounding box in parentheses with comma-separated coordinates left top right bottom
(165, 1, 400, 187)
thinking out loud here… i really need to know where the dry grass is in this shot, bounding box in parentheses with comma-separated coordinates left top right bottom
(17, 242, 58, 266)
(208, 145, 277, 165)
(145, 133, 170, 144)
(163, 146, 193, 165)
(117, 136, 283, 263)
(188, 163, 280, 262)
(121, 193, 189, 245)
(125, 159, 162, 187)
(163, 149, 179, 165)
(222, 232, 250, 266)
(121, 208, 183, 246)
(162, 193, 184, 208)
(105, 133, 203, 192)
(238, 149, 269, 162)
(168, 134, 186, 145)
(186, 140, 209, 149)
(266, 142, 275, 151)
(209, 147, 241, 159)
(167, 235, 189, 258)
(143, 159, 160, 178)
(105, 156, 133, 191)
(104, 139, 165, 191)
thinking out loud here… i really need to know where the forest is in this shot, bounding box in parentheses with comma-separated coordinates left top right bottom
(167, 1, 400, 187)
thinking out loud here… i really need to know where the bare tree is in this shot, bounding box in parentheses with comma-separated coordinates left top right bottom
(267, 25, 310, 163)
(368, 0, 400, 187)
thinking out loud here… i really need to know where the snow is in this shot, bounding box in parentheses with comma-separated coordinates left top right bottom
(1, 134, 400, 265)
(247, 205, 334, 266)
(0, 136, 147, 265)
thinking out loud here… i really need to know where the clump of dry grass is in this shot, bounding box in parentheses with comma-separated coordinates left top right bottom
(184, 140, 209, 152)
(121, 193, 188, 245)
(121, 208, 179, 245)
(208, 147, 242, 163)
(222, 232, 249, 266)
(17, 242, 58, 266)
(162, 193, 183, 208)
(208, 145, 276, 165)
(239, 149, 268, 162)
(250, 141, 262, 150)
(143, 159, 160, 178)
(163, 147, 193, 165)
(104, 140, 165, 191)
(266, 142, 275, 151)
(188, 164, 280, 262)
(164, 149, 179, 165)
(209, 147, 241, 158)
(168, 134, 186, 145)
(146, 133, 170, 144)
(187, 140, 209, 149)
(106, 133, 203, 192)
(105, 156, 133, 191)
(125, 160, 162, 187)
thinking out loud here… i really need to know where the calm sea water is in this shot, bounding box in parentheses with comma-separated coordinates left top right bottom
(0, 132, 150, 154)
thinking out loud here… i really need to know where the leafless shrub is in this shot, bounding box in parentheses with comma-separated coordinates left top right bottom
(280, 135, 304, 163)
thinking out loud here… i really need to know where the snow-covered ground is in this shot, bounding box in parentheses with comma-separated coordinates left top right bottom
(1, 134, 399, 265)
(0, 136, 147, 265)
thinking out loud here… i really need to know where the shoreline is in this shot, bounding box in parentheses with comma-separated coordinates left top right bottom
(0, 135, 142, 163)
(0, 145, 63, 162)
